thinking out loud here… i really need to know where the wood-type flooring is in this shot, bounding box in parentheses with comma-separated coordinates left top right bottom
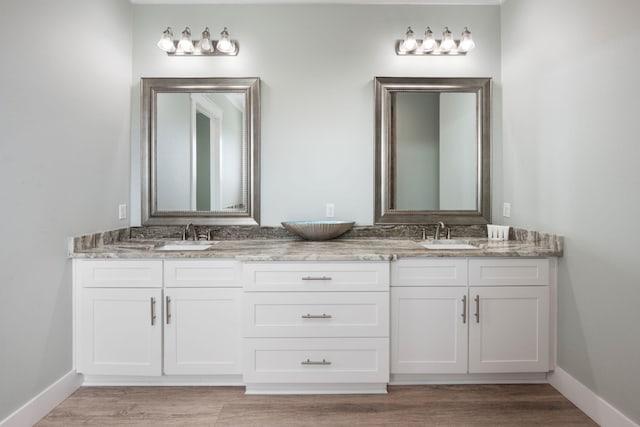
(36, 384, 597, 426)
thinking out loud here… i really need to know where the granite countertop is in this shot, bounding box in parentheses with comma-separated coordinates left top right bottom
(69, 237, 563, 261)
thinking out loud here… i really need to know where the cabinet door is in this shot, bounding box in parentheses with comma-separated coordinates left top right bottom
(391, 287, 468, 374)
(78, 288, 162, 376)
(164, 288, 242, 375)
(469, 286, 549, 373)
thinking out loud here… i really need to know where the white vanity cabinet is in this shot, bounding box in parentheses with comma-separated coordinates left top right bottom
(75, 259, 242, 379)
(391, 259, 468, 374)
(76, 260, 164, 376)
(163, 260, 242, 376)
(75, 253, 556, 387)
(242, 262, 390, 393)
(468, 258, 550, 373)
(391, 258, 553, 377)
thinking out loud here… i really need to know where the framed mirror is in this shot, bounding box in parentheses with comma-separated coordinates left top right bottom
(141, 77, 260, 225)
(374, 77, 491, 224)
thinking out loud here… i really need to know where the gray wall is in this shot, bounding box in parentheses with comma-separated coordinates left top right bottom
(129, 4, 502, 225)
(501, 0, 640, 422)
(0, 0, 132, 421)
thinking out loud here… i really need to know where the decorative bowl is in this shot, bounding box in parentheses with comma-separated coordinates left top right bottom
(281, 220, 355, 241)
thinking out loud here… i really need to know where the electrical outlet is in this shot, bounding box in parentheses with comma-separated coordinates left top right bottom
(503, 202, 511, 218)
(118, 204, 127, 220)
(325, 203, 335, 218)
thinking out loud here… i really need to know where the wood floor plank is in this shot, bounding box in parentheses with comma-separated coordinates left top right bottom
(36, 384, 597, 426)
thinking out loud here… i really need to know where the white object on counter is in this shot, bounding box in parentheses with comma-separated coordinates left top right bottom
(487, 224, 510, 241)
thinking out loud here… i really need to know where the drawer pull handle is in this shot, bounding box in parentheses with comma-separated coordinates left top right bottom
(150, 297, 157, 326)
(301, 276, 333, 281)
(462, 295, 467, 324)
(166, 296, 172, 324)
(301, 359, 332, 366)
(301, 313, 332, 319)
(474, 295, 480, 323)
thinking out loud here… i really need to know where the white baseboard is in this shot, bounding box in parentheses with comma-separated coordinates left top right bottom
(245, 383, 388, 395)
(549, 367, 639, 427)
(0, 370, 82, 427)
(81, 374, 243, 386)
(390, 372, 548, 385)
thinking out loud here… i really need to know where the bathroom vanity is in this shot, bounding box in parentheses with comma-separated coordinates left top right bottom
(71, 235, 560, 393)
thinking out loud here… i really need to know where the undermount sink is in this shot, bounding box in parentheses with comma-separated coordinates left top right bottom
(421, 240, 478, 250)
(155, 241, 218, 251)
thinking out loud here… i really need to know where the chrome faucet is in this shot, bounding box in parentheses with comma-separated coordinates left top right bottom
(182, 223, 196, 241)
(435, 221, 446, 240)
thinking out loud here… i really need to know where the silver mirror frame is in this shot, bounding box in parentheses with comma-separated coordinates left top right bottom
(141, 77, 260, 225)
(374, 77, 491, 225)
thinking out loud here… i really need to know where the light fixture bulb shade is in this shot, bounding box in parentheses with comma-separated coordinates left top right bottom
(157, 27, 175, 52)
(177, 27, 194, 53)
(216, 27, 234, 53)
(459, 27, 475, 51)
(199, 38, 212, 52)
(401, 26, 418, 52)
(198, 27, 212, 52)
(440, 27, 455, 51)
(422, 26, 436, 52)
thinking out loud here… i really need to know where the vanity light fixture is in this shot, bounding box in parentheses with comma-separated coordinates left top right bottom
(216, 27, 234, 53)
(157, 26, 238, 56)
(177, 27, 194, 53)
(197, 27, 212, 53)
(157, 27, 176, 53)
(400, 27, 418, 52)
(396, 26, 476, 56)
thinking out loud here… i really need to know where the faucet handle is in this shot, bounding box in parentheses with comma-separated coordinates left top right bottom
(183, 223, 196, 241)
(197, 230, 215, 241)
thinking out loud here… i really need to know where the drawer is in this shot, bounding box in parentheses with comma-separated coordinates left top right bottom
(469, 258, 549, 286)
(76, 260, 162, 288)
(164, 259, 241, 287)
(243, 262, 389, 292)
(391, 258, 467, 286)
(243, 338, 389, 383)
(244, 292, 388, 338)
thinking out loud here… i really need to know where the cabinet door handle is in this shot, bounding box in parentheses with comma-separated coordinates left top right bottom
(301, 276, 332, 281)
(474, 295, 480, 323)
(166, 296, 172, 324)
(462, 295, 467, 324)
(301, 358, 332, 366)
(301, 313, 332, 319)
(150, 297, 157, 326)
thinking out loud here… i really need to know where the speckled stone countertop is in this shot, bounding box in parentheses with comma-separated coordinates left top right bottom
(69, 236, 563, 261)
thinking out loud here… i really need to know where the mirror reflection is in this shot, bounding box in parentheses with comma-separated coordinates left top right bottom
(156, 92, 246, 212)
(374, 77, 491, 225)
(141, 77, 260, 226)
(393, 92, 477, 211)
